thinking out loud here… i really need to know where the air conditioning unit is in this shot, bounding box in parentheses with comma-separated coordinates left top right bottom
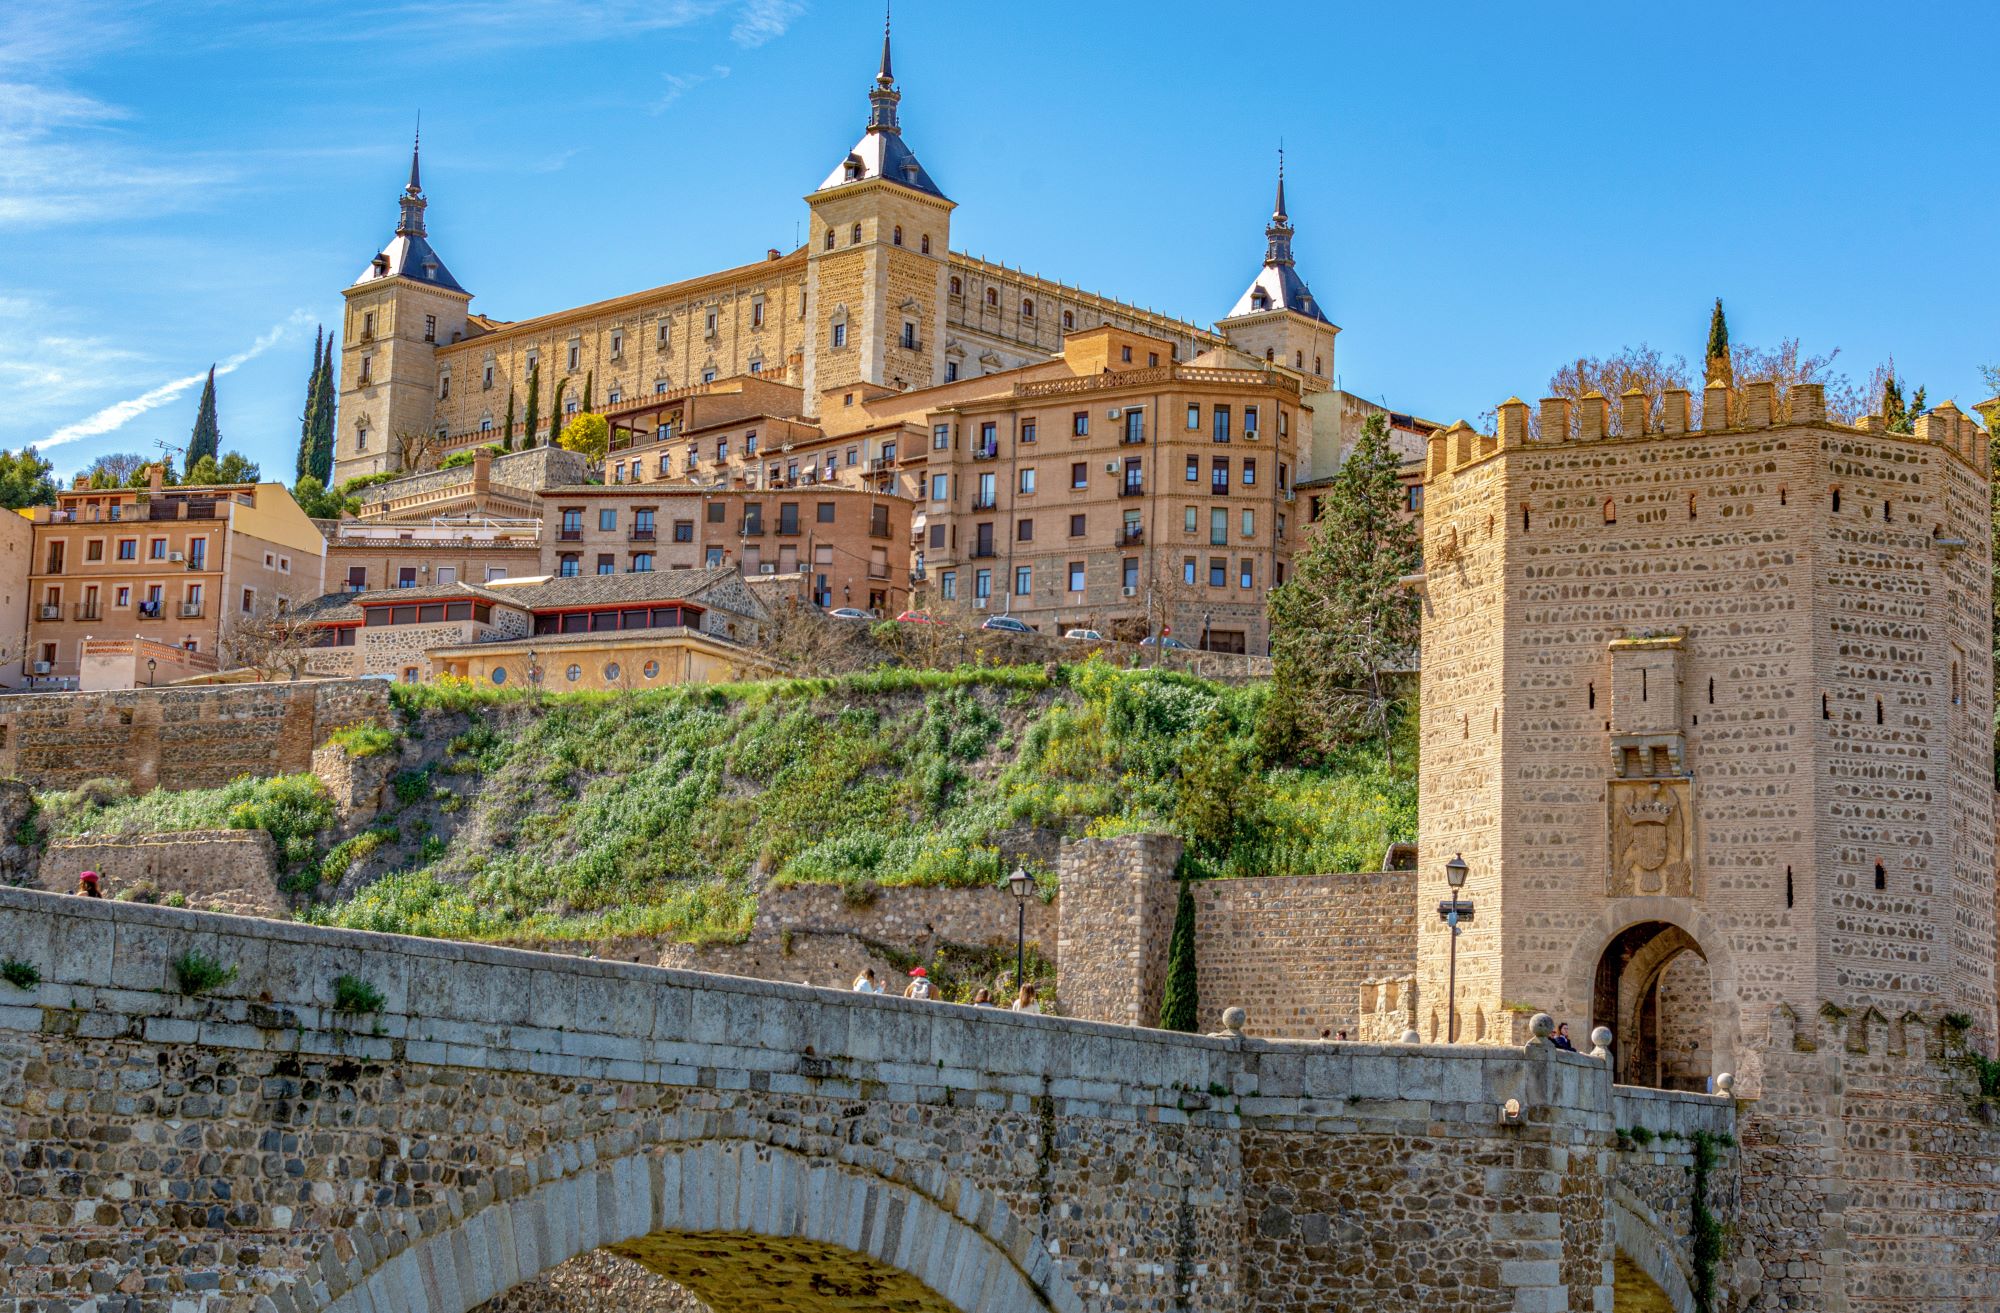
(168, 551, 185, 562)
(975, 597, 989, 610)
(1121, 586, 1138, 598)
(1108, 408, 1122, 419)
(33, 661, 50, 674)
(1104, 461, 1118, 473)
(758, 564, 776, 574)
(1244, 429, 1260, 441)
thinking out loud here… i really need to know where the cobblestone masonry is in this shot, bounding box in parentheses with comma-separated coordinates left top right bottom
(1054, 834, 1182, 1027)
(0, 888, 1727, 1313)
(0, 681, 392, 793)
(35, 831, 281, 916)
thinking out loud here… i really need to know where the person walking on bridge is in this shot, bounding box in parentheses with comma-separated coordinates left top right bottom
(904, 967, 935, 1001)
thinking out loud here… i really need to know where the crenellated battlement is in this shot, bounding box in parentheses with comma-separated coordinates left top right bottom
(1424, 381, 1992, 481)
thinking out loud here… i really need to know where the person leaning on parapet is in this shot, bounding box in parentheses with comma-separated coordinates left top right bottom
(970, 988, 996, 1007)
(1551, 1022, 1577, 1052)
(1010, 983, 1036, 1013)
(852, 967, 881, 993)
(75, 870, 103, 898)
(904, 967, 935, 1000)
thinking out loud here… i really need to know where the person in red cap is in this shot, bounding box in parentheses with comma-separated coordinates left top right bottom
(75, 871, 103, 898)
(903, 966, 935, 1001)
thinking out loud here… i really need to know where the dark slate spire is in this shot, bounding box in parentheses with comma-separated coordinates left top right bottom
(817, 6, 945, 200)
(1226, 151, 1328, 324)
(356, 123, 465, 293)
(396, 122, 426, 238)
(1264, 149, 1294, 267)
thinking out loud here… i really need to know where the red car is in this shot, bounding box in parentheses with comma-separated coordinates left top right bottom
(894, 610, 940, 624)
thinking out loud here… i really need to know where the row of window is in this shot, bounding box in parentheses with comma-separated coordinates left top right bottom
(39, 535, 221, 570)
(933, 554, 1274, 601)
(489, 657, 671, 687)
(930, 457, 1286, 502)
(826, 223, 934, 254)
(32, 580, 266, 619)
(933, 403, 1286, 452)
(344, 565, 510, 591)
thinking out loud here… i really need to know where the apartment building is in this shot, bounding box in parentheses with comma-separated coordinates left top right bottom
(24, 466, 326, 688)
(538, 483, 914, 615)
(886, 326, 1305, 652)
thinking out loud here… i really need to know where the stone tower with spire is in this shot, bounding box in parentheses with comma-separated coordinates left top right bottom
(1217, 154, 1338, 388)
(334, 129, 473, 484)
(801, 10, 954, 411)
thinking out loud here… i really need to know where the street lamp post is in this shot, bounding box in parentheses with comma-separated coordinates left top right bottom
(1440, 853, 1473, 1043)
(1007, 866, 1033, 991)
(146, 657, 157, 687)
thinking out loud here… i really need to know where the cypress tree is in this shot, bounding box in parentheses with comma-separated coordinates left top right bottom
(582, 370, 593, 414)
(296, 327, 323, 480)
(522, 366, 541, 450)
(502, 388, 516, 452)
(1158, 878, 1199, 1032)
(187, 366, 221, 466)
(548, 378, 567, 446)
(1703, 298, 1732, 387)
(310, 335, 336, 482)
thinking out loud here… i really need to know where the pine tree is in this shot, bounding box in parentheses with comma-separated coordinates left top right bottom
(1704, 298, 1732, 386)
(548, 378, 567, 447)
(522, 366, 541, 450)
(296, 327, 323, 481)
(1881, 375, 1906, 429)
(502, 388, 516, 452)
(1157, 878, 1199, 1032)
(1265, 412, 1420, 763)
(310, 335, 336, 482)
(187, 365, 221, 466)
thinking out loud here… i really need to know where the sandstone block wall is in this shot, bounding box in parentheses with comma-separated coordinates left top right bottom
(1054, 833, 1181, 1026)
(36, 829, 282, 916)
(0, 679, 391, 793)
(1192, 870, 1415, 1039)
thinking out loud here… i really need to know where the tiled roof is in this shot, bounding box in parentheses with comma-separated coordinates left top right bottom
(497, 565, 745, 611)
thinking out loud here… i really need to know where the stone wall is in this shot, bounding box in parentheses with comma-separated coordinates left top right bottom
(0, 887, 1700, 1313)
(1054, 833, 1182, 1026)
(1192, 870, 1415, 1039)
(35, 829, 281, 916)
(0, 679, 391, 792)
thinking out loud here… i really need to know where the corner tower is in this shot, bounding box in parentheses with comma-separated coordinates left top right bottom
(334, 131, 473, 483)
(1217, 156, 1338, 388)
(801, 14, 954, 412)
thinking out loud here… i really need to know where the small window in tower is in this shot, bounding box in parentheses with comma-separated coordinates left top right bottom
(1689, 493, 1697, 519)
(1822, 693, 1830, 719)
(921, 234, 931, 254)
(1708, 677, 1715, 704)
(1603, 497, 1616, 524)
(1875, 696, 1884, 724)
(1779, 485, 1787, 506)
(1785, 866, 1794, 908)
(949, 276, 961, 296)
(1314, 355, 1323, 373)
(424, 314, 436, 342)
(1873, 861, 1885, 890)
(1882, 498, 1891, 521)
(1022, 298, 1034, 318)
(1063, 310, 1074, 330)
(893, 225, 903, 246)
(824, 229, 835, 250)
(850, 223, 862, 244)
(1832, 488, 1841, 513)
(1588, 682, 1595, 709)
(1294, 350, 1303, 368)
(1522, 504, 1531, 532)
(986, 288, 998, 308)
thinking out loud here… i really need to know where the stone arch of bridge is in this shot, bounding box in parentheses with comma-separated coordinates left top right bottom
(312, 1139, 1080, 1313)
(1610, 1192, 1694, 1313)
(1558, 897, 1740, 1092)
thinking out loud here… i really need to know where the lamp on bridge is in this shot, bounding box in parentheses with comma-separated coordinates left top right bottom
(146, 657, 157, 687)
(1440, 853, 1474, 1044)
(1008, 865, 1033, 992)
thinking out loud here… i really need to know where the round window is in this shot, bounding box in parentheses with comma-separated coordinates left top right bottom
(566, 664, 582, 683)
(604, 662, 621, 682)
(643, 660, 660, 680)
(490, 667, 507, 685)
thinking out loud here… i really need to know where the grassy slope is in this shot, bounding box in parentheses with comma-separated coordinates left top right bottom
(30, 660, 1415, 944)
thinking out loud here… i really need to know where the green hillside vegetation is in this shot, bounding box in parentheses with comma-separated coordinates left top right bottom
(28, 659, 1414, 945)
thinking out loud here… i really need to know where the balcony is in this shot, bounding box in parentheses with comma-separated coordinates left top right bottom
(1211, 482, 1230, 496)
(740, 522, 765, 537)
(777, 522, 802, 537)
(971, 444, 999, 461)
(137, 602, 163, 620)
(628, 528, 657, 542)
(558, 529, 584, 542)
(37, 604, 60, 621)
(1120, 430, 1147, 446)
(179, 602, 205, 619)
(1119, 481, 1146, 498)
(971, 495, 997, 511)
(1120, 526, 1145, 547)
(970, 544, 998, 559)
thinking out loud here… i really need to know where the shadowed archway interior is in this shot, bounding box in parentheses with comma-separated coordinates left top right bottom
(1593, 920, 1713, 1090)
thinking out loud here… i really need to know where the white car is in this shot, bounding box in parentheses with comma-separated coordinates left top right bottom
(826, 607, 873, 621)
(1062, 628, 1104, 641)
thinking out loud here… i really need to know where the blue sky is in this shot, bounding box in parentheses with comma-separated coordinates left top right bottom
(5, 1, 1995, 483)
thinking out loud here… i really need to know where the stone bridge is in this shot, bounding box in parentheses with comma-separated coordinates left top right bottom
(0, 889, 1736, 1312)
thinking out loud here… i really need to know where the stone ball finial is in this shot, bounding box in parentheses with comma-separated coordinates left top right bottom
(1715, 1072, 1735, 1095)
(1589, 1026, 1614, 1060)
(1401, 1029, 1422, 1045)
(1529, 1013, 1555, 1044)
(1221, 1006, 1247, 1036)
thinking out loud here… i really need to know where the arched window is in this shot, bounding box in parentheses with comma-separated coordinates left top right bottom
(1265, 347, 1275, 361)
(1294, 350, 1303, 368)
(824, 229, 834, 251)
(949, 276, 961, 296)
(1314, 355, 1323, 374)
(1603, 497, 1616, 524)
(985, 288, 998, 308)
(892, 225, 903, 246)
(1021, 298, 1034, 317)
(850, 222, 862, 244)
(1689, 493, 1698, 520)
(1062, 310, 1074, 330)
(920, 234, 931, 254)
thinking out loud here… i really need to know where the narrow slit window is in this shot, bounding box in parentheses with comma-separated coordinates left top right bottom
(1689, 493, 1698, 520)
(1522, 504, 1531, 532)
(1786, 866, 1794, 908)
(1822, 693, 1830, 719)
(1875, 696, 1884, 725)
(1603, 497, 1616, 524)
(1873, 861, 1885, 890)
(1832, 489, 1841, 513)
(1708, 677, 1715, 705)
(1588, 682, 1595, 709)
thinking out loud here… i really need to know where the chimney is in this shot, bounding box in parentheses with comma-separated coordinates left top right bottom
(73, 474, 89, 490)
(766, 248, 782, 262)
(472, 447, 494, 493)
(148, 463, 166, 493)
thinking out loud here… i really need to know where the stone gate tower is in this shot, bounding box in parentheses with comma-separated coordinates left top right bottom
(800, 16, 953, 411)
(1415, 381, 1995, 1091)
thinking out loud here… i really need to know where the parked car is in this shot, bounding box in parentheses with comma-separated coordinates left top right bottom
(1062, 628, 1105, 642)
(1139, 634, 1190, 650)
(826, 607, 873, 621)
(980, 615, 1032, 633)
(894, 610, 940, 624)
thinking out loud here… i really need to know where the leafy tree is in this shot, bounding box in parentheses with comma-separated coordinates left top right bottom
(182, 454, 220, 486)
(126, 459, 172, 488)
(1704, 298, 1731, 386)
(502, 387, 516, 452)
(296, 326, 324, 481)
(187, 365, 221, 466)
(0, 447, 56, 509)
(558, 412, 610, 462)
(82, 452, 146, 489)
(1172, 716, 1263, 871)
(1873, 367, 1927, 434)
(215, 451, 260, 483)
(522, 365, 540, 450)
(1266, 413, 1420, 763)
(439, 444, 504, 471)
(291, 475, 345, 519)
(1157, 878, 1198, 1032)
(547, 378, 567, 447)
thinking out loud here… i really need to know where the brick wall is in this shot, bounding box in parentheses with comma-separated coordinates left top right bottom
(0, 679, 391, 792)
(1193, 869, 1416, 1039)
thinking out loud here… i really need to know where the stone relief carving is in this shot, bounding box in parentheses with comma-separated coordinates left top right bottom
(1608, 777, 1694, 898)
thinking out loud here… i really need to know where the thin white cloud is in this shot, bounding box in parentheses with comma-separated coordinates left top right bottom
(40, 311, 311, 450)
(235, 1, 803, 52)
(731, 0, 804, 47)
(652, 64, 733, 113)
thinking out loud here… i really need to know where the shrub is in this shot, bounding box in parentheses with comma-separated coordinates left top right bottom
(327, 723, 398, 759)
(171, 950, 237, 996)
(1157, 879, 1198, 1032)
(40, 773, 334, 873)
(392, 767, 434, 806)
(161, 892, 187, 909)
(331, 973, 385, 1014)
(1, 958, 40, 990)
